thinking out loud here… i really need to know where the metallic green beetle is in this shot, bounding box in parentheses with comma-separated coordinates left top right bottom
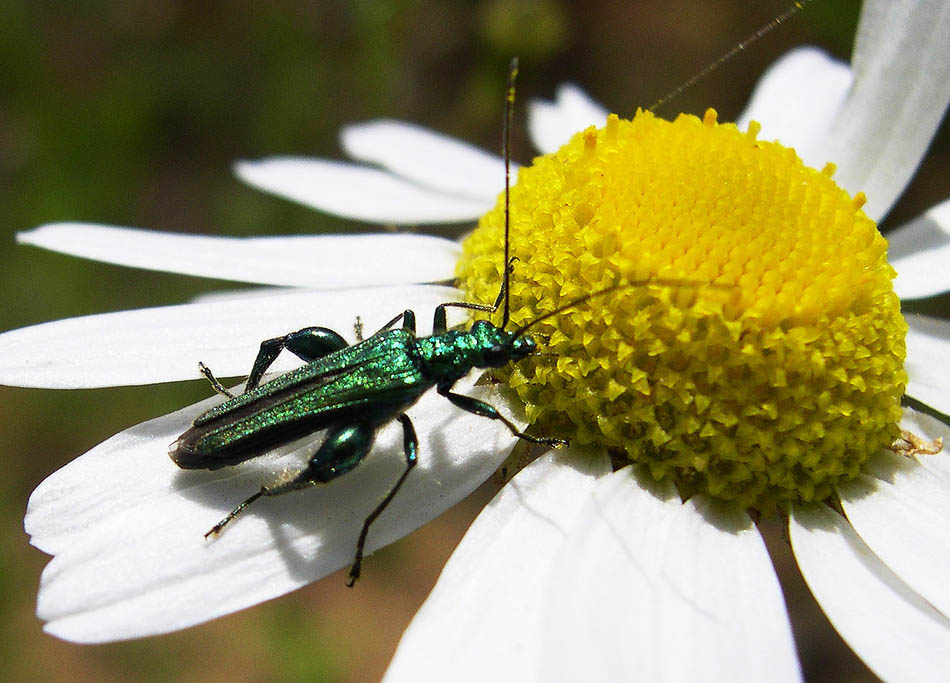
(170, 58, 567, 586)
(169, 57, 715, 585)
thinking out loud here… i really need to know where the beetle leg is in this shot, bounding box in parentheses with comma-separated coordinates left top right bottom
(438, 384, 568, 448)
(204, 487, 264, 538)
(433, 300, 496, 335)
(204, 416, 418, 585)
(400, 309, 417, 334)
(204, 421, 377, 538)
(244, 327, 350, 390)
(347, 413, 418, 587)
(433, 258, 517, 333)
(198, 326, 351, 397)
(198, 361, 236, 399)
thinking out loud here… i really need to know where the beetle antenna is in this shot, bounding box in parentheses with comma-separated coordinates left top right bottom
(649, 0, 817, 112)
(511, 279, 732, 339)
(500, 56, 519, 330)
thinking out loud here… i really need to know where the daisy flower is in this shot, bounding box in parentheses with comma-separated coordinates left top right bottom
(1, 1, 947, 681)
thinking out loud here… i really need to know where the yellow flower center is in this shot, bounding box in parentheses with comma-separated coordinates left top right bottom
(457, 109, 907, 511)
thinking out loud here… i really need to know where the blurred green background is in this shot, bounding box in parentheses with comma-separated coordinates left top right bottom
(1, 1, 945, 680)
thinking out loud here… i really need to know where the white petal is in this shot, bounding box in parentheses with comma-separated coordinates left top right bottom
(17, 224, 460, 288)
(385, 446, 611, 682)
(838, 437, 950, 618)
(819, 0, 950, 221)
(890, 199, 950, 299)
(790, 503, 950, 682)
(905, 314, 950, 416)
(0, 285, 459, 387)
(539, 466, 799, 682)
(527, 84, 609, 155)
(340, 120, 506, 202)
(26, 381, 521, 643)
(235, 158, 492, 224)
(736, 47, 852, 168)
(188, 286, 307, 304)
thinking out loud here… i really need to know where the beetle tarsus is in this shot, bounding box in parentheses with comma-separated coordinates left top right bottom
(346, 559, 361, 588)
(204, 487, 266, 539)
(199, 362, 236, 399)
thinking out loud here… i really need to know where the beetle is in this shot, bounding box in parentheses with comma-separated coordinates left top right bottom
(170, 58, 568, 586)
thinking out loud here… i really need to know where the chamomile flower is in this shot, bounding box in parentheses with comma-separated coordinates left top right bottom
(0, 2, 947, 681)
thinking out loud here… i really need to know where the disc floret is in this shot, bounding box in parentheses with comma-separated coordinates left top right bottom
(458, 109, 907, 511)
